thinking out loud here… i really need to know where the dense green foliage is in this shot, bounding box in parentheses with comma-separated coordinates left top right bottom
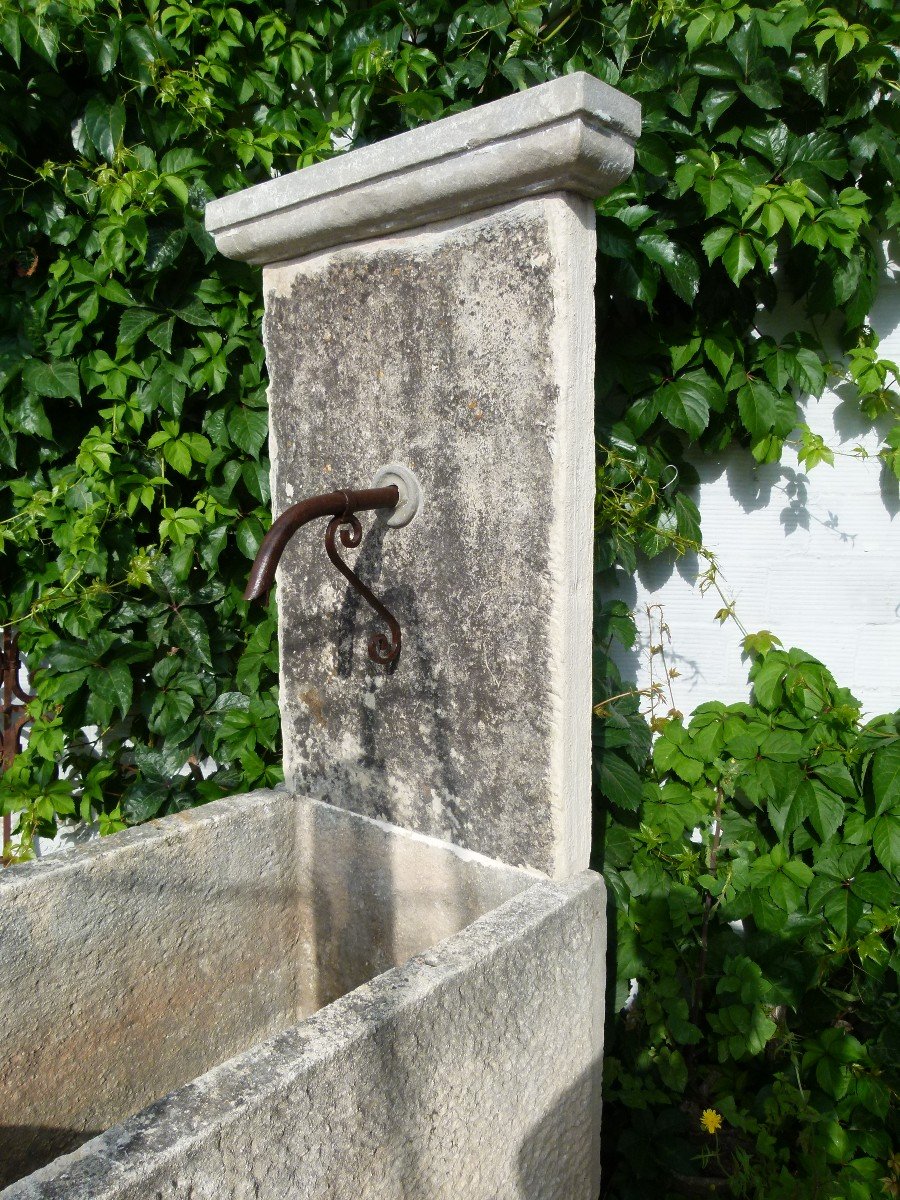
(1, 0, 897, 841)
(592, 0, 899, 578)
(599, 643, 900, 1198)
(1, 1, 898, 1195)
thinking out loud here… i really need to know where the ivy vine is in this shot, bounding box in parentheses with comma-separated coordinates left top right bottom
(1, 0, 897, 842)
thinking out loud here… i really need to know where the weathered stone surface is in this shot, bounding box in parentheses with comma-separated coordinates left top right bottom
(0, 790, 534, 1190)
(206, 71, 639, 263)
(4, 862, 605, 1200)
(264, 194, 596, 877)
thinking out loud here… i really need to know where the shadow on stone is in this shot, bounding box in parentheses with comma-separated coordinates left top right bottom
(307, 771, 488, 1013)
(334, 516, 389, 681)
(0, 1126, 101, 1190)
(2, 792, 535, 1194)
(309, 784, 399, 1011)
(517, 1058, 604, 1200)
(328, 514, 466, 842)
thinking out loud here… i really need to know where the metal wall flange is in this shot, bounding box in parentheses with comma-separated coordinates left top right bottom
(371, 464, 423, 528)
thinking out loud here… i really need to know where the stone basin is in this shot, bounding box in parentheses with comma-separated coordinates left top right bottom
(0, 789, 605, 1199)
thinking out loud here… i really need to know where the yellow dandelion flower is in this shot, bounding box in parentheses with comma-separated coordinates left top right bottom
(700, 1108, 723, 1135)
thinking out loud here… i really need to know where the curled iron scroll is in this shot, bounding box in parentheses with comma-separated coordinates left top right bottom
(324, 508, 401, 666)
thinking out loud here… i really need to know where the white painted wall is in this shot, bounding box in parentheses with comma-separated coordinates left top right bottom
(606, 252, 900, 720)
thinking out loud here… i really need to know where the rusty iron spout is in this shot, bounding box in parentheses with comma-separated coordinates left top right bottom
(243, 485, 399, 603)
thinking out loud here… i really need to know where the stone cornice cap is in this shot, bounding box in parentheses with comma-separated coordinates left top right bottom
(205, 72, 640, 265)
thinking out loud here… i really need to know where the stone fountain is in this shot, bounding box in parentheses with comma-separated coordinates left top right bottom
(0, 73, 639, 1199)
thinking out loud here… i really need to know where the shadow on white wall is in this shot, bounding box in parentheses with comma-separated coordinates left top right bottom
(606, 248, 900, 719)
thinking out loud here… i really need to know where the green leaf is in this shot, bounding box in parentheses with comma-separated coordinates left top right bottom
(236, 515, 265, 559)
(22, 359, 81, 402)
(95, 20, 121, 74)
(635, 133, 674, 176)
(761, 730, 805, 762)
(758, 5, 807, 53)
(635, 233, 699, 303)
(700, 86, 737, 131)
(655, 734, 707, 784)
(118, 308, 158, 350)
(160, 147, 208, 173)
(185, 216, 217, 262)
(789, 347, 827, 396)
(752, 652, 785, 708)
(173, 297, 215, 326)
(816, 1055, 851, 1099)
(145, 225, 188, 272)
(722, 233, 757, 284)
(20, 14, 58, 65)
(598, 751, 644, 811)
(674, 493, 701, 544)
(782, 857, 813, 888)
(163, 439, 193, 476)
(144, 368, 186, 417)
(822, 885, 864, 939)
(656, 371, 717, 439)
(737, 59, 782, 110)
(702, 225, 734, 263)
(695, 172, 732, 217)
(9, 394, 53, 438)
(873, 812, 900, 875)
(45, 641, 96, 672)
(794, 57, 829, 106)
(147, 317, 175, 353)
(851, 871, 895, 909)
(663, 249, 700, 304)
(671, 337, 701, 374)
(161, 174, 190, 205)
(704, 332, 735, 380)
(228, 406, 268, 455)
(871, 742, 900, 815)
(0, 14, 21, 65)
(123, 780, 171, 824)
(727, 19, 761, 77)
(813, 759, 857, 800)
(855, 1075, 890, 1121)
(88, 659, 134, 721)
(807, 781, 845, 842)
(168, 606, 211, 666)
(769, 780, 812, 838)
(84, 96, 126, 162)
(737, 379, 778, 438)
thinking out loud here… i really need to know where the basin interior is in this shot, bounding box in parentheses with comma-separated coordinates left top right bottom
(0, 789, 535, 1190)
